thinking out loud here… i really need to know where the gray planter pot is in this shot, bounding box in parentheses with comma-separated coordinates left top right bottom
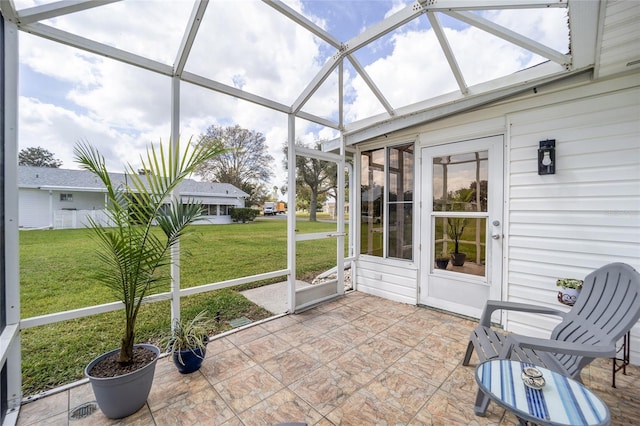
(85, 344, 160, 419)
(450, 252, 466, 266)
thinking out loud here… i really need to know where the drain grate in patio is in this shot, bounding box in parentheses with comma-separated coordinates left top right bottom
(69, 401, 98, 420)
(228, 317, 252, 328)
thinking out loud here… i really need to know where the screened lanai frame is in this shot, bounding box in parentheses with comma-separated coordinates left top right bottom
(1, 0, 601, 422)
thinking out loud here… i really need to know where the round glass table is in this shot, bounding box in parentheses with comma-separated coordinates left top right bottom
(475, 359, 610, 426)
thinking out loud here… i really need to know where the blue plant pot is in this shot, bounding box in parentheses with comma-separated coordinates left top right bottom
(172, 339, 208, 374)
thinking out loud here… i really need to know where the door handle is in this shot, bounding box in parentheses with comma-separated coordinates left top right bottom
(491, 234, 501, 240)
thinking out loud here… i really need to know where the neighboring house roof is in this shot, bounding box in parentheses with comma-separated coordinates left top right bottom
(18, 166, 248, 199)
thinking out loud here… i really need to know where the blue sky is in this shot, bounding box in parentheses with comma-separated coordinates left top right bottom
(16, 0, 569, 188)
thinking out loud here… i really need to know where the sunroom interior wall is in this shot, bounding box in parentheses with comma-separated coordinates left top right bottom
(506, 81, 640, 364)
(355, 256, 418, 305)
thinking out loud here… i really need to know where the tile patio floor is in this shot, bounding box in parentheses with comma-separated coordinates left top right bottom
(16, 291, 640, 425)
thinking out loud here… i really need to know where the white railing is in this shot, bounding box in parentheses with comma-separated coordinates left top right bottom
(19, 269, 291, 330)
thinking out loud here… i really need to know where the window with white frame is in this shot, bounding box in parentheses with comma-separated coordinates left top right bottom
(59, 193, 73, 202)
(360, 143, 414, 260)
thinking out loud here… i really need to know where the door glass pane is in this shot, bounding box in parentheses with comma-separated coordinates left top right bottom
(433, 151, 488, 212)
(433, 216, 486, 276)
(432, 150, 488, 276)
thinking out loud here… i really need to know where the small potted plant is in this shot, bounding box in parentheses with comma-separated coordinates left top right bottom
(435, 257, 450, 269)
(162, 310, 212, 374)
(556, 278, 584, 306)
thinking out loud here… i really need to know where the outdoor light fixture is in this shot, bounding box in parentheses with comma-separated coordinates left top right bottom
(538, 139, 555, 175)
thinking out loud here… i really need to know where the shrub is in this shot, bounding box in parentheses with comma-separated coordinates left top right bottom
(231, 208, 260, 223)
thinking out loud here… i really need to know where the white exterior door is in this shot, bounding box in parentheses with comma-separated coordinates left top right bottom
(419, 136, 504, 319)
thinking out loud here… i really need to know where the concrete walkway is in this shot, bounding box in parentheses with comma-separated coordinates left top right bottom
(240, 280, 312, 314)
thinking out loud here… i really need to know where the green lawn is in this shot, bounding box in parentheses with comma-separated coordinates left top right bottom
(20, 219, 343, 396)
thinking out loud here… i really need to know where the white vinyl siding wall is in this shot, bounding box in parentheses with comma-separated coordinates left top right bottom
(505, 87, 640, 363)
(355, 257, 418, 305)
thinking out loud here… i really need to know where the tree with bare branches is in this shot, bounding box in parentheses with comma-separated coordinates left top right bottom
(194, 125, 274, 207)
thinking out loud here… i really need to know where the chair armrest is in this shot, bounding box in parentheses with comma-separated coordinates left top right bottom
(502, 334, 616, 358)
(479, 300, 566, 327)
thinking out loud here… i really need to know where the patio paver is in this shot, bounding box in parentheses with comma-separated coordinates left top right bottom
(16, 291, 640, 425)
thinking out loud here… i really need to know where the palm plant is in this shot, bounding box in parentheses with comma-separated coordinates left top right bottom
(162, 310, 211, 366)
(74, 138, 224, 365)
(446, 188, 474, 255)
(446, 216, 467, 255)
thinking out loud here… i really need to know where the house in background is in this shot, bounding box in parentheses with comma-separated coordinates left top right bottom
(18, 166, 247, 229)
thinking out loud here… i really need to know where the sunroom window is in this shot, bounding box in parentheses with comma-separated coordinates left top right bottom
(360, 144, 414, 260)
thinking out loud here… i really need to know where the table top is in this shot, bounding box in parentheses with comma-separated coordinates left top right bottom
(475, 359, 610, 426)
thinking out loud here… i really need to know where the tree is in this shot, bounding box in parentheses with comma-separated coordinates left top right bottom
(19, 146, 62, 168)
(241, 181, 270, 208)
(283, 140, 337, 221)
(193, 125, 274, 206)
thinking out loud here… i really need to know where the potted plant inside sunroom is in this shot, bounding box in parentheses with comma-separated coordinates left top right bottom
(162, 310, 212, 374)
(446, 189, 474, 267)
(75, 138, 224, 419)
(435, 255, 449, 269)
(556, 278, 584, 306)
(447, 216, 468, 266)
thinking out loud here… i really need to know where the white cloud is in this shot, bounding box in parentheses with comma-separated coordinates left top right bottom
(184, 1, 327, 107)
(20, 34, 103, 87)
(486, 8, 569, 55)
(19, 97, 142, 171)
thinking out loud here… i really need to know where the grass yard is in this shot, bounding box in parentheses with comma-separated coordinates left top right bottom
(20, 219, 344, 396)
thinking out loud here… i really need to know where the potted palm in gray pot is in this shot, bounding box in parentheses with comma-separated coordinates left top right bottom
(75, 139, 223, 419)
(447, 216, 468, 266)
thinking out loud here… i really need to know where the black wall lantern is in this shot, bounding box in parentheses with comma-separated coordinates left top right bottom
(538, 139, 555, 175)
